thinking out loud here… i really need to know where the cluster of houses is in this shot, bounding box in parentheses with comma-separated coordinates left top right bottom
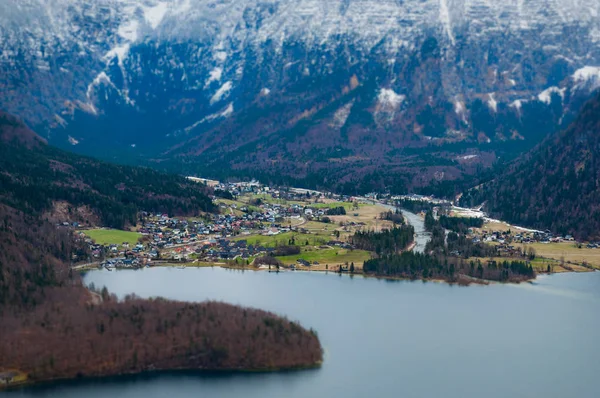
(100, 257, 144, 270)
(78, 196, 358, 265)
(70, 179, 372, 267)
(203, 177, 355, 204)
(471, 229, 577, 246)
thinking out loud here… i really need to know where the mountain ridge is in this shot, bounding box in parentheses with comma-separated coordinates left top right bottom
(460, 90, 600, 240)
(0, 110, 216, 229)
(2, 0, 600, 188)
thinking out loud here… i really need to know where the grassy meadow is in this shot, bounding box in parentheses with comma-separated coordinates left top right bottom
(83, 229, 142, 246)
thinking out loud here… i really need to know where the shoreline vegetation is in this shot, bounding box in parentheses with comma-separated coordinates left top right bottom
(0, 206, 323, 391)
(4, 363, 324, 392)
(1, 295, 323, 391)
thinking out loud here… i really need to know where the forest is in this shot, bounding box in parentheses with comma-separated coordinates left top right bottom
(363, 252, 535, 283)
(439, 215, 484, 234)
(359, 209, 532, 283)
(0, 203, 322, 388)
(350, 226, 414, 255)
(394, 199, 437, 213)
(425, 211, 497, 258)
(379, 210, 405, 224)
(326, 206, 347, 216)
(0, 114, 321, 388)
(0, 134, 216, 229)
(459, 91, 600, 240)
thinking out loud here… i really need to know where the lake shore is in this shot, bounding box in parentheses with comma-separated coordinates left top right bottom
(149, 262, 556, 286)
(1, 361, 324, 391)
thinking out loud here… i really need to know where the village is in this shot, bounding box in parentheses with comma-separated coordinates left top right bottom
(71, 180, 377, 271)
(69, 180, 600, 274)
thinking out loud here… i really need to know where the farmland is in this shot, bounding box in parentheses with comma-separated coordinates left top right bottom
(276, 248, 372, 269)
(83, 229, 142, 246)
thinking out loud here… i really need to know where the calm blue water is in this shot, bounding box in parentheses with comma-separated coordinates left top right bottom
(9, 268, 600, 398)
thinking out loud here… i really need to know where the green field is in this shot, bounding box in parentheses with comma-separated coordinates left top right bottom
(239, 194, 305, 206)
(233, 231, 331, 247)
(311, 202, 361, 211)
(83, 229, 142, 246)
(276, 248, 371, 265)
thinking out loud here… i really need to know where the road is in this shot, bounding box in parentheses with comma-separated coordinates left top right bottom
(71, 262, 102, 270)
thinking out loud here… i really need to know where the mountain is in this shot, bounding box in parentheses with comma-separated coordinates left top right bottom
(460, 91, 600, 240)
(0, 110, 215, 229)
(2, 0, 600, 190)
(0, 110, 322, 386)
(0, 188, 321, 390)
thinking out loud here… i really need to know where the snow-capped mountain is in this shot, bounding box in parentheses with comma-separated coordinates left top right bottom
(2, 0, 600, 187)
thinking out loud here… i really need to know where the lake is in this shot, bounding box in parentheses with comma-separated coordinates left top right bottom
(9, 268, 600, 398)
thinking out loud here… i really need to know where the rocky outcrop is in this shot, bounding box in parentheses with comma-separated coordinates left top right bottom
(1, 0, 600, 184)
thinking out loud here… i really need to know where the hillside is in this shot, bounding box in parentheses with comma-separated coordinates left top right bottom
(460, 91, 600, 240)
(0, 111, 215, 229)
(0, 111, 322, 388)
(2, 1, 600, 190)
(0, 204, 322, 388)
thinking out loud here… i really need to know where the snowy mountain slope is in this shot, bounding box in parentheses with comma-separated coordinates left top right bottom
(1, 0, 600, 188)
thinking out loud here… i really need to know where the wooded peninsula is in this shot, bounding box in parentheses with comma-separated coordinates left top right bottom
(0, 197, 322, 390)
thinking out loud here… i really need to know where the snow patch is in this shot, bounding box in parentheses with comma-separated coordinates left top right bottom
(454, 99, 465, 114)
(105, 43, 131, 65)
(573, 66, 600, 81)
(118, 19, 139, 43)
(210, 81, 233, 105)
(458, 154, 479, 160)
(206, 67, 223, 86)
(143, 2, 169, 30)
(214, 51, 228, 62)
(487, 93, 497, 113)
(439, 0, 455, 45)
(184, 103, 234, 133)
(510, 99, 524, 111)
(572, 66, 600, 90)
(220, 102, 234, 118)
(330, 101, 354, 129)
(86, 72, 112, 99)
(378, 89, 405, 108)
(537, 86, 565, 104)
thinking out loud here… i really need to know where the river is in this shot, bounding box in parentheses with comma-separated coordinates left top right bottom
(9, 268, 600, 398)
(378, 203, 430, 253)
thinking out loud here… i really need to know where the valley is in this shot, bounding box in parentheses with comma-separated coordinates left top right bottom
(1, 1, 600, 395)
(2, 1, 600, 193)
(74, 179, 600, 282)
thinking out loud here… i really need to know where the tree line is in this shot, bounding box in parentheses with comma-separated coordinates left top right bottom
(0, 203, 323, 386)
(459, 91, 600, 240)
(326, 206, 347, 216)
(425, 211, 496, 258)
(379, 210, 405, 224)
(363, 252, 534, 283)
(439, 215, 483, 234)
(0, 141, 216, 229)
(350, 226, 414, 256)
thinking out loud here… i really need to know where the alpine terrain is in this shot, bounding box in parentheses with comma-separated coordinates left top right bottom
(2, 0, 600, 191)
(460, 90, 600, 240)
